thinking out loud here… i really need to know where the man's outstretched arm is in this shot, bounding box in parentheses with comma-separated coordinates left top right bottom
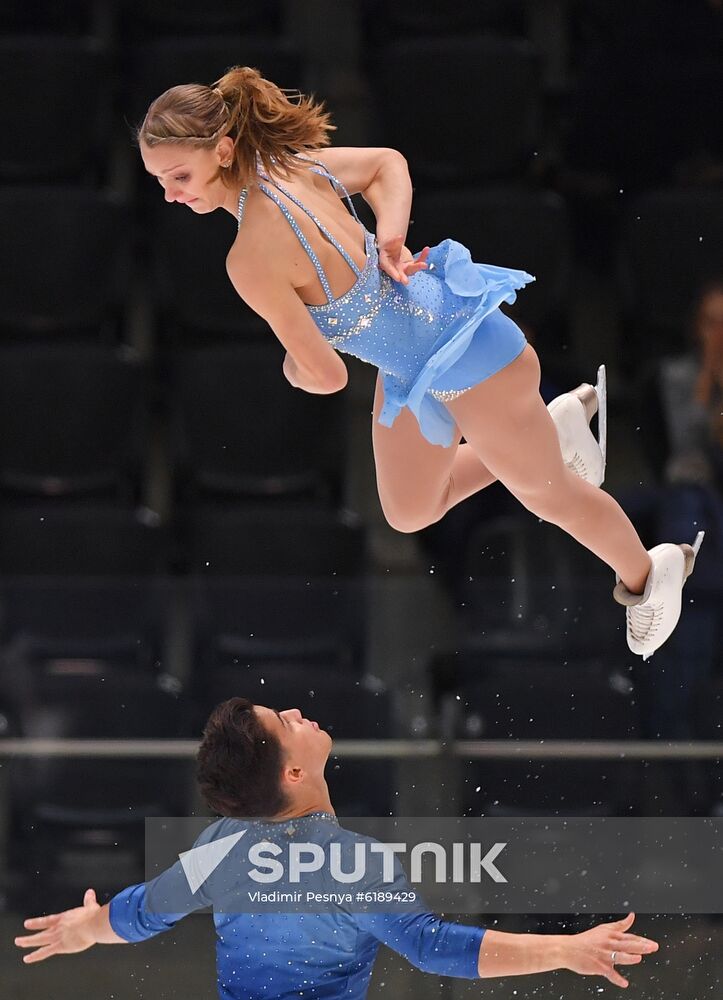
(478, 913, 659, 989)
(15, 889, 127, 964)
(361, 908, 658, 991)
(14, 828, 221, 964)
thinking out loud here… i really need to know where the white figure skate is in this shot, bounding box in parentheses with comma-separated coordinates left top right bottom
(613, 531, 705, 660)
(548, 364, 607, 487)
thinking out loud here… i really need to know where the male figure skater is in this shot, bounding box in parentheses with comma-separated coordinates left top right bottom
(15, 697, 659, 995)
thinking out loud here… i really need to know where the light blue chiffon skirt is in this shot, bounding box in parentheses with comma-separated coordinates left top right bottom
(378, 239, 534, 447)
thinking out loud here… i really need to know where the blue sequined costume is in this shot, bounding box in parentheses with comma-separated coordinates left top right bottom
(238, 156, 534, 447)
(109, 812, 485, 999)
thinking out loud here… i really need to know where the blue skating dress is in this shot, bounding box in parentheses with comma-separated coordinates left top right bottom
(238, 156, 535, 447)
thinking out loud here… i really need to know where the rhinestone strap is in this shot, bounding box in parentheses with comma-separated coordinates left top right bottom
(261, 176, 362, 279)
(292, 153, 363, 226)
(237, 187, 249, 229)
(257, 181, 334, 303)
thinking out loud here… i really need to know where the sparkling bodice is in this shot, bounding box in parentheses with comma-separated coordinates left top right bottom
(236, 155, 534, 445)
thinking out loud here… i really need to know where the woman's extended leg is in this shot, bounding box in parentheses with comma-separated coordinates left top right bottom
(371, 375, 497, 533)
(446, 344, 652, 594)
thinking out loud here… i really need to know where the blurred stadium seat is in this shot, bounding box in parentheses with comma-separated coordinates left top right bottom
(0, 577, 170, 668)
(0, 503, 167, 574)
(617, 187, 723, 373)
(147, 200, 267, 341)
(694, 676, 723, 815)
(0, 346, 145, 499)
(0, 37, 111, 183)
(449, 657, 640, 816)
(369, 37, 541, 182)
(178, 503, 367, 576)
(122, 0, 282, 38)
(169, 343, 345, 502)
(0, 188, 132, 340)
(455, 515, 619, 657)
(0, 0, 100, 34)
(188, 576, 367, 685)
(361, 0, 526, 45)
(7, 669, 193, 899)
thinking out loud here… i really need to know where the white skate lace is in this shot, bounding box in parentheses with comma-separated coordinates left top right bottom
(627, 603, 665, 643)
(566, 452, 588, 479)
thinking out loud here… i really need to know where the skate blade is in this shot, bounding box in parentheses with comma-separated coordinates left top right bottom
(595, 364, 607, 470)
(682, 530, 706, 578)
(691, 530, 705, 557)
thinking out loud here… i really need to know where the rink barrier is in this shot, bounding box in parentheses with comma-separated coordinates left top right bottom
(0, 739, 719, 759)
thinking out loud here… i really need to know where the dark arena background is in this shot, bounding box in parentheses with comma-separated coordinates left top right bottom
(0, 1, 721, 997)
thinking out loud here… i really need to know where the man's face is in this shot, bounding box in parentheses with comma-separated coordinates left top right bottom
(254, 705, 333, 783)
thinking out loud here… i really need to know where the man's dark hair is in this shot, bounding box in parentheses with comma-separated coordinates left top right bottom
(196, 697, 289, 817)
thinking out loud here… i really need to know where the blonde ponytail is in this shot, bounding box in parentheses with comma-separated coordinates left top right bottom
(136, 65, 336, 188)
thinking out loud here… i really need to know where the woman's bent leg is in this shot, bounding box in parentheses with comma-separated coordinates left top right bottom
(447, 344, 652, 594)
(372, 375, 497, 532)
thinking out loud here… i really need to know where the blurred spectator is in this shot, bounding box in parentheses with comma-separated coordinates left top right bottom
(659, 277, 723, 499)
(636, 278, 723, 745)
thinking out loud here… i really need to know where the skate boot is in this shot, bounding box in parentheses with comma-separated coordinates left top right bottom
(613, 531, 705, 659)
(548, 364, 607, 487)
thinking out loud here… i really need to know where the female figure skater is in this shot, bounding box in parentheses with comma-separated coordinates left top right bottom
(138, 67, 703, 659)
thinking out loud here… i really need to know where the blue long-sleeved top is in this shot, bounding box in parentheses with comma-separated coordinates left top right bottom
(109, 812, 485, 999)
